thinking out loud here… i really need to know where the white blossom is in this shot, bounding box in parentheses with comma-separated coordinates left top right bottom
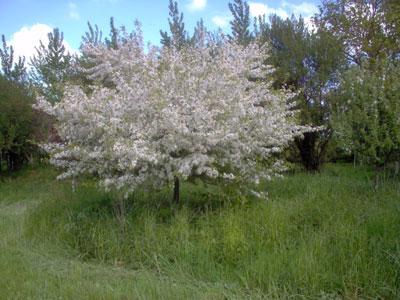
(36, 25, 311, 195)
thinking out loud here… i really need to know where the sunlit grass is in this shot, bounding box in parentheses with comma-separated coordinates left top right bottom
(1, 164, 399, 299)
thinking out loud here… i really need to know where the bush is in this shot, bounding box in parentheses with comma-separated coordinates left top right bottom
(0, 76, 35, 173)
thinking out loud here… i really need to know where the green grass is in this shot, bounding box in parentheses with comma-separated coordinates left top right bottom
(1, 164, 400, 299)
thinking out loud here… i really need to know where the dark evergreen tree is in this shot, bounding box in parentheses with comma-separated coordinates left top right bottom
(257, 15, 309, 89)
(229, 0, 252, 46)
(105, 17, 119, 49)
(72, 22, 104, 91)
(30, 28, 72, 104)
(253, 15, 267, 42)
(257, 15, 344, 170)
(160, 0, 189, 50)
(81, 22, 103, 47)
(0, 35, 27, 82)
(191, 18, 208, 48)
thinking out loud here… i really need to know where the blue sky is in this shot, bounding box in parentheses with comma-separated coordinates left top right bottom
(0, 0, 320, 61)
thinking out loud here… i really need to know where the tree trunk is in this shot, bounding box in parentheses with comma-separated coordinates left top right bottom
(374, 165, 384, 190)
(114, 196, 126, 229)
(296, 132, 320, 171)
(173, 176, 180, 205)
(7, 153, 12, 172)
(296, 130, 331, 172)
(72, 177, 77, 193)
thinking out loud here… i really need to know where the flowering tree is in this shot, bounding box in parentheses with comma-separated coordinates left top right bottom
(36, 24, 310, 202)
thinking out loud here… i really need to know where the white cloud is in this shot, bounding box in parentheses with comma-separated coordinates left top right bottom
(282, 1, 318, 16)
(249, 2, 289, 19)
(282, 1, 318, 30)
(7, 24, 77, 64)
(249, 2, 268, 17)
(212, 15, 231, 28)
(247, 1, 318, 29)
(68, 2, 80, 20)
(187, 0, 207, 12)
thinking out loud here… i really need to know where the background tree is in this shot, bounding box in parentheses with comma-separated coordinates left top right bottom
(333, 60, 400, 180)
(315, 0, 400, 66)
(160, 0, 190, 50)
(318, 0, 400, 175)
(229, 0, 252, 46)
(0, 35, 27, 83)
(256, 14, 344, 170)
(82, 22, 103, 47)
(30, 28, 73, 104)
(105, 17, 119, 50)
(256, 15, 308, 89)
(72, 22, 104, 90)
(191, 19, 208, 48)
(384, 0, 400, 49)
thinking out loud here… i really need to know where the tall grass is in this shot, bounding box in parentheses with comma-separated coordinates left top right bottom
(22, 164, 400, 299)
(1, 167, 258, 299)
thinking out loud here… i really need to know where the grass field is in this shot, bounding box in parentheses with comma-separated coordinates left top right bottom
(0, 164, 399, 299)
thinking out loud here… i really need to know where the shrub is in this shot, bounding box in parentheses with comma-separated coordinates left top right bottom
(0, 76, 35, 173)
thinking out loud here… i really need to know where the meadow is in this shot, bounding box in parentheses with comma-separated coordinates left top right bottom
(0, 164, 399, 299)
